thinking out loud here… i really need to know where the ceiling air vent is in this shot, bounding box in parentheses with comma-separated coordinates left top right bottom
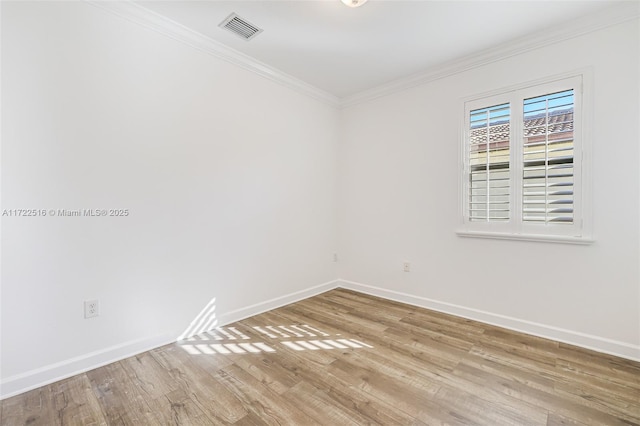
(219, 13, 263, 41)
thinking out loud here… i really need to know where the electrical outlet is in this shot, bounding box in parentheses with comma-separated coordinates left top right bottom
(403, 262, 411, 272)
(333, 252, 338, 262)
(84, 300, 99, 319)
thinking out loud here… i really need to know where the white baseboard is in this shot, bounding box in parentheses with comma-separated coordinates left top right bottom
(218, 280, 339, 325)
(0, 333, 176, 400)
(337, 279, 640, 362)
(0, 279, 340, 400)
(4, 278, 636, 400)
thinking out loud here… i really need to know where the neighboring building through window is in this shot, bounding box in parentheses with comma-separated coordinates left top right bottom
(460, 75, 591, 243)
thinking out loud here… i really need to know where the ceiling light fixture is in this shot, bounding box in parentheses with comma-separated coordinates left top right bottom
(340, 0, 368, 8)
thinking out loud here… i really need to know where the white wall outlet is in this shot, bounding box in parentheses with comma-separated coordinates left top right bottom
(403, 262, 411, 272)
(333, 252, 338, 262)
(84, 300, 99, 319)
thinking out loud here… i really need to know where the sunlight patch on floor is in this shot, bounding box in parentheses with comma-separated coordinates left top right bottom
(177, 323, 372, 355)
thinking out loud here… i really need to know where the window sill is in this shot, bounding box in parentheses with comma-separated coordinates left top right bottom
(456, 230, 594, 245)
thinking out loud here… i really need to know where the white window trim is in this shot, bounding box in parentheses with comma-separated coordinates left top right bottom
(455, 230, 594, 245)
(457, 70, 594, 244)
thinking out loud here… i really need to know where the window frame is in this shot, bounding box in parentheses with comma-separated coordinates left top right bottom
(457, 72, 593, 244)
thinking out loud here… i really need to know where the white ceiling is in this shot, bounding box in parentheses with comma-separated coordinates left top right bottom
(135, 0, 620, 98)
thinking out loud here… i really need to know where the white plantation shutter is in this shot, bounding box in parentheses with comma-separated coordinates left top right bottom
(468, 103, 510, 222)
(522, 90, 574, 224)
(461, 74, 588, 242)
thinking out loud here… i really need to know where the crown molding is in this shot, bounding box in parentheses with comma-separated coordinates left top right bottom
(85, 1, 637, 110)
(86, 1, 341, 108)
(340, 2, 640, 109)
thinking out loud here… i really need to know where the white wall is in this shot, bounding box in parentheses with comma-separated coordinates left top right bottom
(338, 19, 640, 358)
(1, 1, 338, 395)
(1, 0, 638, 400)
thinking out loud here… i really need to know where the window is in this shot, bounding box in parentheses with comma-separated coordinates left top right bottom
(468, 102, 511, 223)
(459, 75, 591, 243)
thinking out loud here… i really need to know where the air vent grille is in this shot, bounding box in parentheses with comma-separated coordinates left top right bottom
(219, 13, 263, 41)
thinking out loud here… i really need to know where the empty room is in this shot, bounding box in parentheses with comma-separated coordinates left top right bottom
(1, 0, 639, 424)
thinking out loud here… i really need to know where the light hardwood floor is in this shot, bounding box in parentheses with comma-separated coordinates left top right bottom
(2, 288, 639, 425)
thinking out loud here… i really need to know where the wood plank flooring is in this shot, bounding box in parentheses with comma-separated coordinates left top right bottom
(2, 288, 639, 425)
